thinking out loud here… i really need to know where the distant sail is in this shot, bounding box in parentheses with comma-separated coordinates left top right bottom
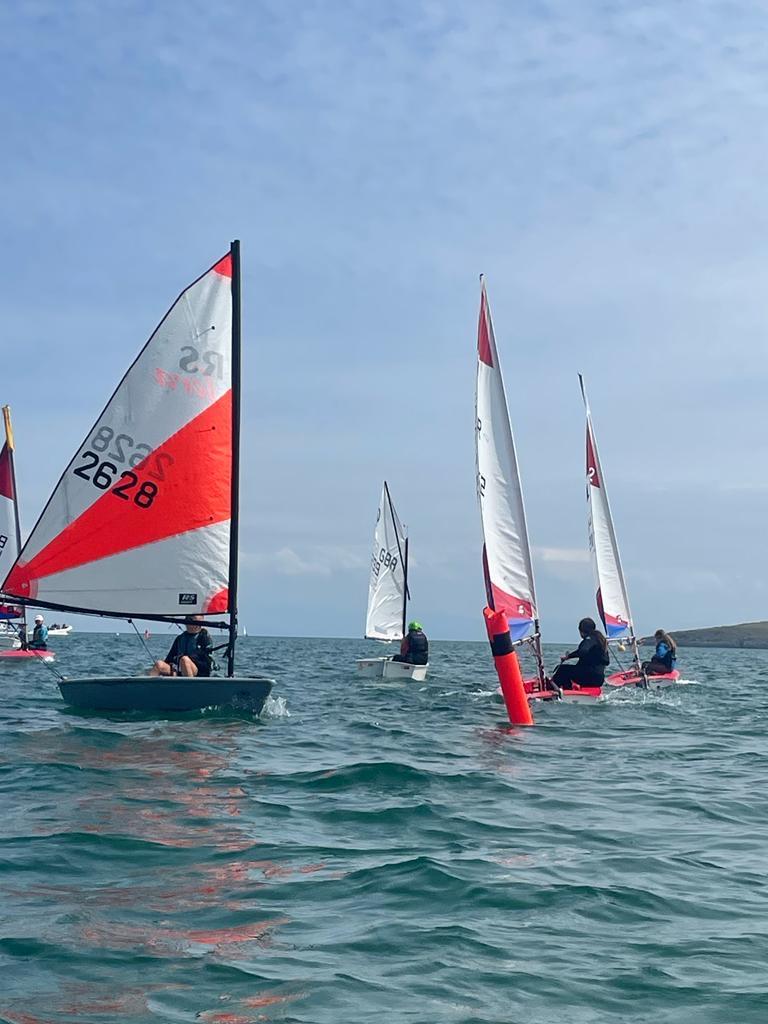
(365, 482, 408, 641)
(580, 375, 634, 639)
(2, 254, 234, 618)
(0, 437, 18, 593)
(0, 411, 22, 621)
(475, 279, 538, 641)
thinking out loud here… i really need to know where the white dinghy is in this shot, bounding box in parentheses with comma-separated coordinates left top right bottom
(356, 482, 427, 682)
(1, 242, 273, 712)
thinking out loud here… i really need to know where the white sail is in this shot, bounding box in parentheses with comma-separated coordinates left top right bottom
(0, 441, 17, 587)
(0, 416, 20, 622)
(475, 278, 538, 641)
(2, 253, 234, 618)
(365, 482, 408, 641)
(580, 375, 634, 639)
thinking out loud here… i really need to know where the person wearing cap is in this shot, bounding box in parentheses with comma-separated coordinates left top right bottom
(392, 621, 429, 666)
(149, 615, 214, 678)
(29, 615, 48, 651)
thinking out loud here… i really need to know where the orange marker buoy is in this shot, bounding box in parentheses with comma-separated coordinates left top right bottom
(483, 606, 534, 726)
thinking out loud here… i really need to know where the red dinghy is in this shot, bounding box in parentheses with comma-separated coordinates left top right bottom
(578, 376, 681, 693)
(0, 648, 55, 663)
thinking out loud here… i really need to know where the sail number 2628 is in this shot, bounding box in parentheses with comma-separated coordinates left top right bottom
(72, 426, 174, 510)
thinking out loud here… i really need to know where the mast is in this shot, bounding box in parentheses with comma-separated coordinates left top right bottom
(227, 239, 242, 678)
(384, 480, 409, 641)
(2, 407, 25, 642)
(402, 537, 409, 637)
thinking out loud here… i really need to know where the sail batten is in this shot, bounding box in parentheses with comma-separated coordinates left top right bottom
(2, 253, 235, 620)
(475, 279, 539, 643)
(580, 375, 634, 640)
(365, 482, 408, 641)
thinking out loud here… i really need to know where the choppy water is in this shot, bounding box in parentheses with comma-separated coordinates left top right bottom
(1, 633, 767, 1023)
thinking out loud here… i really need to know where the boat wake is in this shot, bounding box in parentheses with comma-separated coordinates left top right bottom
(262, 694, 290, 719)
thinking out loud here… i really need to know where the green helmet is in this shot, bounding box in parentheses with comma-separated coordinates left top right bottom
(408, 621, 423, 632)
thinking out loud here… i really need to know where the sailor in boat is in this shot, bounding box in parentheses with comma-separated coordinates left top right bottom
(149, 616, 214, 678)
(551, 617, 610, 690)
(29, 614, 49, 651)
(641, 630, 677, 676)
(392, 621, 429, 666)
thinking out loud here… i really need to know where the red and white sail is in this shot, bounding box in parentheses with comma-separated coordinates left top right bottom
(0, 426, 21, 621)
(2, 253, 234, 618)
(475, 278, 538, 641)
(580, 375, 634, 639)
(365, 482, 408, 641)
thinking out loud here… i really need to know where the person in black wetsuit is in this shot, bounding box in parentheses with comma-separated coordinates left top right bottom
(392, 621, 429, 665)
(149, 616, 214, 678)
(551, 617, 610, 690)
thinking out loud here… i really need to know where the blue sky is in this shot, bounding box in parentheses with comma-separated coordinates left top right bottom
(3, 0, 768, 640)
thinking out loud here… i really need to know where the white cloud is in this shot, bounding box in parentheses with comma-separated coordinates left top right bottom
(535, 547, 590, 564)
(242, 545, 367, 577)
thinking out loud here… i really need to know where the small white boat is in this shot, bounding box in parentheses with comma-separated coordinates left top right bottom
(46, 625, 73, 637)
(355, 482, 428, 681)
(0, 623, 21, 649)
(356, 657, 428, 682)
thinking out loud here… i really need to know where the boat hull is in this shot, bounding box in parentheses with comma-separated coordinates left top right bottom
(606, 669, 680, 689)
(524, 678, 603, 703)
(58, 676, 273, 712)
(0, 648, 55, 663)
(356, 657, 428, 682)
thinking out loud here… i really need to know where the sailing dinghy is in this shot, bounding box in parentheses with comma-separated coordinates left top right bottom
(1, 242, 273, 711)
(356, 482, 427, 681)
(0, 407, 55, 664)
(475, 280, 566, 700)
(580, 375, 679, 690)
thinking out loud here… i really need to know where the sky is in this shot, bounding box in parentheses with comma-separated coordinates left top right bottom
(2, 0, 768, 641)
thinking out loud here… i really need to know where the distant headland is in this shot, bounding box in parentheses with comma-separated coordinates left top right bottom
(661, 621, 768, 649)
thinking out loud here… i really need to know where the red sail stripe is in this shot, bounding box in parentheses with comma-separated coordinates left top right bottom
(213, 254, 232, 278)
(587, 427, 601, 488)
(0, 443, 14, 501)
(477, 289, 494, 368)
(5, 392, 232, 597)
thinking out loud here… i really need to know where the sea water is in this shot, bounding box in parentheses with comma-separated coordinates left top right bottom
(1, 634, 766, 1023)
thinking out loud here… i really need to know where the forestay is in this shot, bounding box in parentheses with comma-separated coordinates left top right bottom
(580, 375, 634, 639)
(2, 254, 234, 619)
(365, 482, 408, 641)
(475, 278, 538, 642)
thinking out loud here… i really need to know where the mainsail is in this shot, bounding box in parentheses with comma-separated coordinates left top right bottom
(365, 482, 409, 641)
(0, 408, 22, 622)
(580, 375, 635, 644)
(2, 251, 238, 635)
(475, 278, 541, 652)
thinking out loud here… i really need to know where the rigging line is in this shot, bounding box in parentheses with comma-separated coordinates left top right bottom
(128, 619, 157, 663)
(25, 645, 65, 682)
